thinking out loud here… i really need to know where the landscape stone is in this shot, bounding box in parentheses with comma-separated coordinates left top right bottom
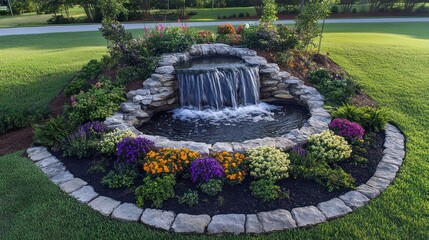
(291, 206, 327, 227)
(29, 150, 52, 162)
(366, 176, 391, 192)
(50, 171, 74, 185)
(41, 162, 66, 178)
(111, 203, 143, 222)
(171, 214, 211, 233)
(245, 214, 264, 234)
(88, 196, 121, 217)
(356, 184, 381, 199)
(69, 186, 98, 204)
(35, 156, 59, 168)
(60, 178, 87, 193)
(212, 142, 233, 152)
(373, 162, 399, 182)
(141, 208, 175, 231)
(26, 146, 46, 155)
(155, 66, 175, 74)
(339, 191, 370, 210)
(143, 78, 162, 88)
(381, 154, 404, 166)
(257, 209, 297, 232)
(317, 198, 353, 219)
(207, 214, 245, 235)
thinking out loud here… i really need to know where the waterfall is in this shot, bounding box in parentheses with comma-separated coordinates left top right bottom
(177, 66, 260, 110)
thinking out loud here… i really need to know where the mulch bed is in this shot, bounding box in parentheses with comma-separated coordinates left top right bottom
(0, 127, 34, 156)
(55, 131, 384, 215)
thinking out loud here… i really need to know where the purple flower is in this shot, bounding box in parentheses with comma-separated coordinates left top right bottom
(117, 137, 154, 164)
(79, 121, 106, 134)
(291, 145, 307, 157)
(329, 118, 365, 142)
(190, 157, 224, 183)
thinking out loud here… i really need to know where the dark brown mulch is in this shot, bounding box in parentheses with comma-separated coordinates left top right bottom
(55, 132, 384, 215)
(0, 127, 34, 156)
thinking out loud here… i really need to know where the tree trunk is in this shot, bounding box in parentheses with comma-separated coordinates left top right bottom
(7, 0, 13, 16)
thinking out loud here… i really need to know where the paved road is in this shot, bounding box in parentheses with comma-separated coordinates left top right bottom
(1, 17, 428, 36)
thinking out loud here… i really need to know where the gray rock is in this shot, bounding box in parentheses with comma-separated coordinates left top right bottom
(284, 79, 303, 86)
(274, 137, 295, 151)
(339, 191, 370, 210)
(155, 66, 175, 74)
(152, 92, 172, 101)
(41, 162, 66, 178)
(171, 214, 211, 233)
(50, 171, 74, 185)
(29, 150, 52, 162)
(385, 124, 400, 133)
(383, 139, 404, 150)
(26, 146, 46, 155)
(366, 176, 391, 192)
(261, 80, 280, 87)
(291, 206, 327, 227)
(111, 203, 143, 222)
(279, 71, 291, 79)
(60, 178, 87, 193)
(88, 196, 121, 217)
(141, 208, 175, 231)
(373, 162, 399, 182)
(383, 148, 405, 159)
(243, 56, 268, 66)
(35, 156, 59, 168)
(306, 100, 325, 109)
(356, 184, 381, 199)
(149, 100, 168, 108)
(231, 142, 246, 153)
(274, 93, 294, 99)
(207, 214, 245, 235)
(212, 142, 233, 152)
(245, 214, 264, 234)
(159, 55, 179, 66)
(143, 79, 162, 88)
(69, 186, 98, 204)
(381, 154, 404, 167)
(257, 209, 297, 232)
(155, 140, 212, 155)
(127, 89, 151, 99)
(317, 198, 353, 220)
(121, 102, 140, 113)
(151, 73, 175, 82)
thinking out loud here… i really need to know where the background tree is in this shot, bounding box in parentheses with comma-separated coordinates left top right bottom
(260, 0, 278, 22)
(339, 0, 357, 13)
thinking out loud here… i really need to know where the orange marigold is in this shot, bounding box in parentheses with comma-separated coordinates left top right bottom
(143, 148, 200, 176)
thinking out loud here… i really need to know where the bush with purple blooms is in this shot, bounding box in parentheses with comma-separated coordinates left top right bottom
(117, 137, 154, 164)
(329, 118, 365, 142)
(190, 157, 224, 183)
(62, 121, 107, 158)
(78, 121, 106, 135)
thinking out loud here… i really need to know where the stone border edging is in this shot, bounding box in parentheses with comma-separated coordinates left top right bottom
(26, 123, 405, 235)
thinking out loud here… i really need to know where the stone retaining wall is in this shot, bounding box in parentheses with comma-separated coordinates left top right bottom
(27, 124, 405, 235)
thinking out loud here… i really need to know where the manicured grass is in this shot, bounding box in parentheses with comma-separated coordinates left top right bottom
(1, 22, 429, 239)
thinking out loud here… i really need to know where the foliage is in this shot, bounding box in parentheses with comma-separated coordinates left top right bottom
(108, 37, 157, 68)
(100, 20, 132, 44)
(308, 68, 356, 105)
(213, 152, 248, 184)
(96, 129, 136, 155)
(64, 76, 90, 98)
(144, 25, 198, 55)
(67, 80, 125, 125)
(47, 15, 75, 24)
(248, 146, 290, 181)
(295, 0, 331, 49)
(217, 24, 236, 35)
(135, 175, 176, 208)
(33, 115, 74, 151)
(101, 166, 138, 189)
(331, 104, 388, 132)
(143, 148, 200, 176)
(242, 23, 298, 51)
(307, 130, 352, 163)
(250, 179, 288, 202)
(329, 118, 365, 142)
(190, 157, 224, 183)
(199, 179, 223, 196)
(116, 136, 154, 164)
(64, 59, 104, 98)
(195, 30, 217, 43)
(260, 0, 278, 23)
(216, 34, 242, 45)
(177, 190, 199, 207)
(62, 121, 106, 158)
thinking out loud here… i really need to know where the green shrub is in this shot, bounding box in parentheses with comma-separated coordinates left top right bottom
(47, 15, 76, 24)
(199, 179, 223, 196)
(242, 24, 298, 52)
(195, 30, 217, 44)
(116, 66, 155, 85)
(135, 175, 176, 208)
(331, 5, 339, 13)
(248, 146, 290, 181)
(331, 104, 388, 132)
(217, 24, 236, 35)
(177, 190, 199, 207)
(144, 26, 198, 55)
(101, 167, 138, 189)
(67, 80, 125, 125)
(250, 179, 288, 202)
(96, 129, 136, 155)
(33, 115, 74, 151)
(64, 76, 90, 98)
(307, 130, 352, 163)
(308, 69, 355, 105)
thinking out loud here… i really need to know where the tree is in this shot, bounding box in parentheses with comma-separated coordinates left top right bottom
(250, 0, 263, 16)
(98, 0, 127, 21)
(76, 0, 98, 22)
(339, 0, 357, 13)
(295, 0, 330, 49)
(260, 0, 278, 22)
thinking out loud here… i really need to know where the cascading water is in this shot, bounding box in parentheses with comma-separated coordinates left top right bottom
(176, 66, 260, 110)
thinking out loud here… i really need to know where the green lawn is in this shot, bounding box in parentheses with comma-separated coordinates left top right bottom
(1, 22, 429, 239)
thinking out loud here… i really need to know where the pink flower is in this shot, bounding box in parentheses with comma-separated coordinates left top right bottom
(178, 18, 181, 23)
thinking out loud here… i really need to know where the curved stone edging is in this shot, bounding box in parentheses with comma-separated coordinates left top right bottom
(103, 44, 331, 154)
(26, 123, 405, 235)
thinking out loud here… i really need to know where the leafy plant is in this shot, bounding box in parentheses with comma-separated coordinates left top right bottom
(260, 0, 278, 23)
(96, 129, 136, 155)
(177, 190, 199, 207)
(195, 30, 217, 44)
(116, 65, 155, 85)
(116, 136, 154, 164)
(248, 146, 290, 181)
(190, 157, 224, 183)
(217, 24, 236, 35)
(101, 166, 138, 189)
(135, 175, 176, 208)
(33, 115, 74, 151)
(307, 130, 352, 163)
(331, 104, 388, 132)
(250, 179, 288, 202)
(199, 179, 223, 197)
(62, 121, 107, 158)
